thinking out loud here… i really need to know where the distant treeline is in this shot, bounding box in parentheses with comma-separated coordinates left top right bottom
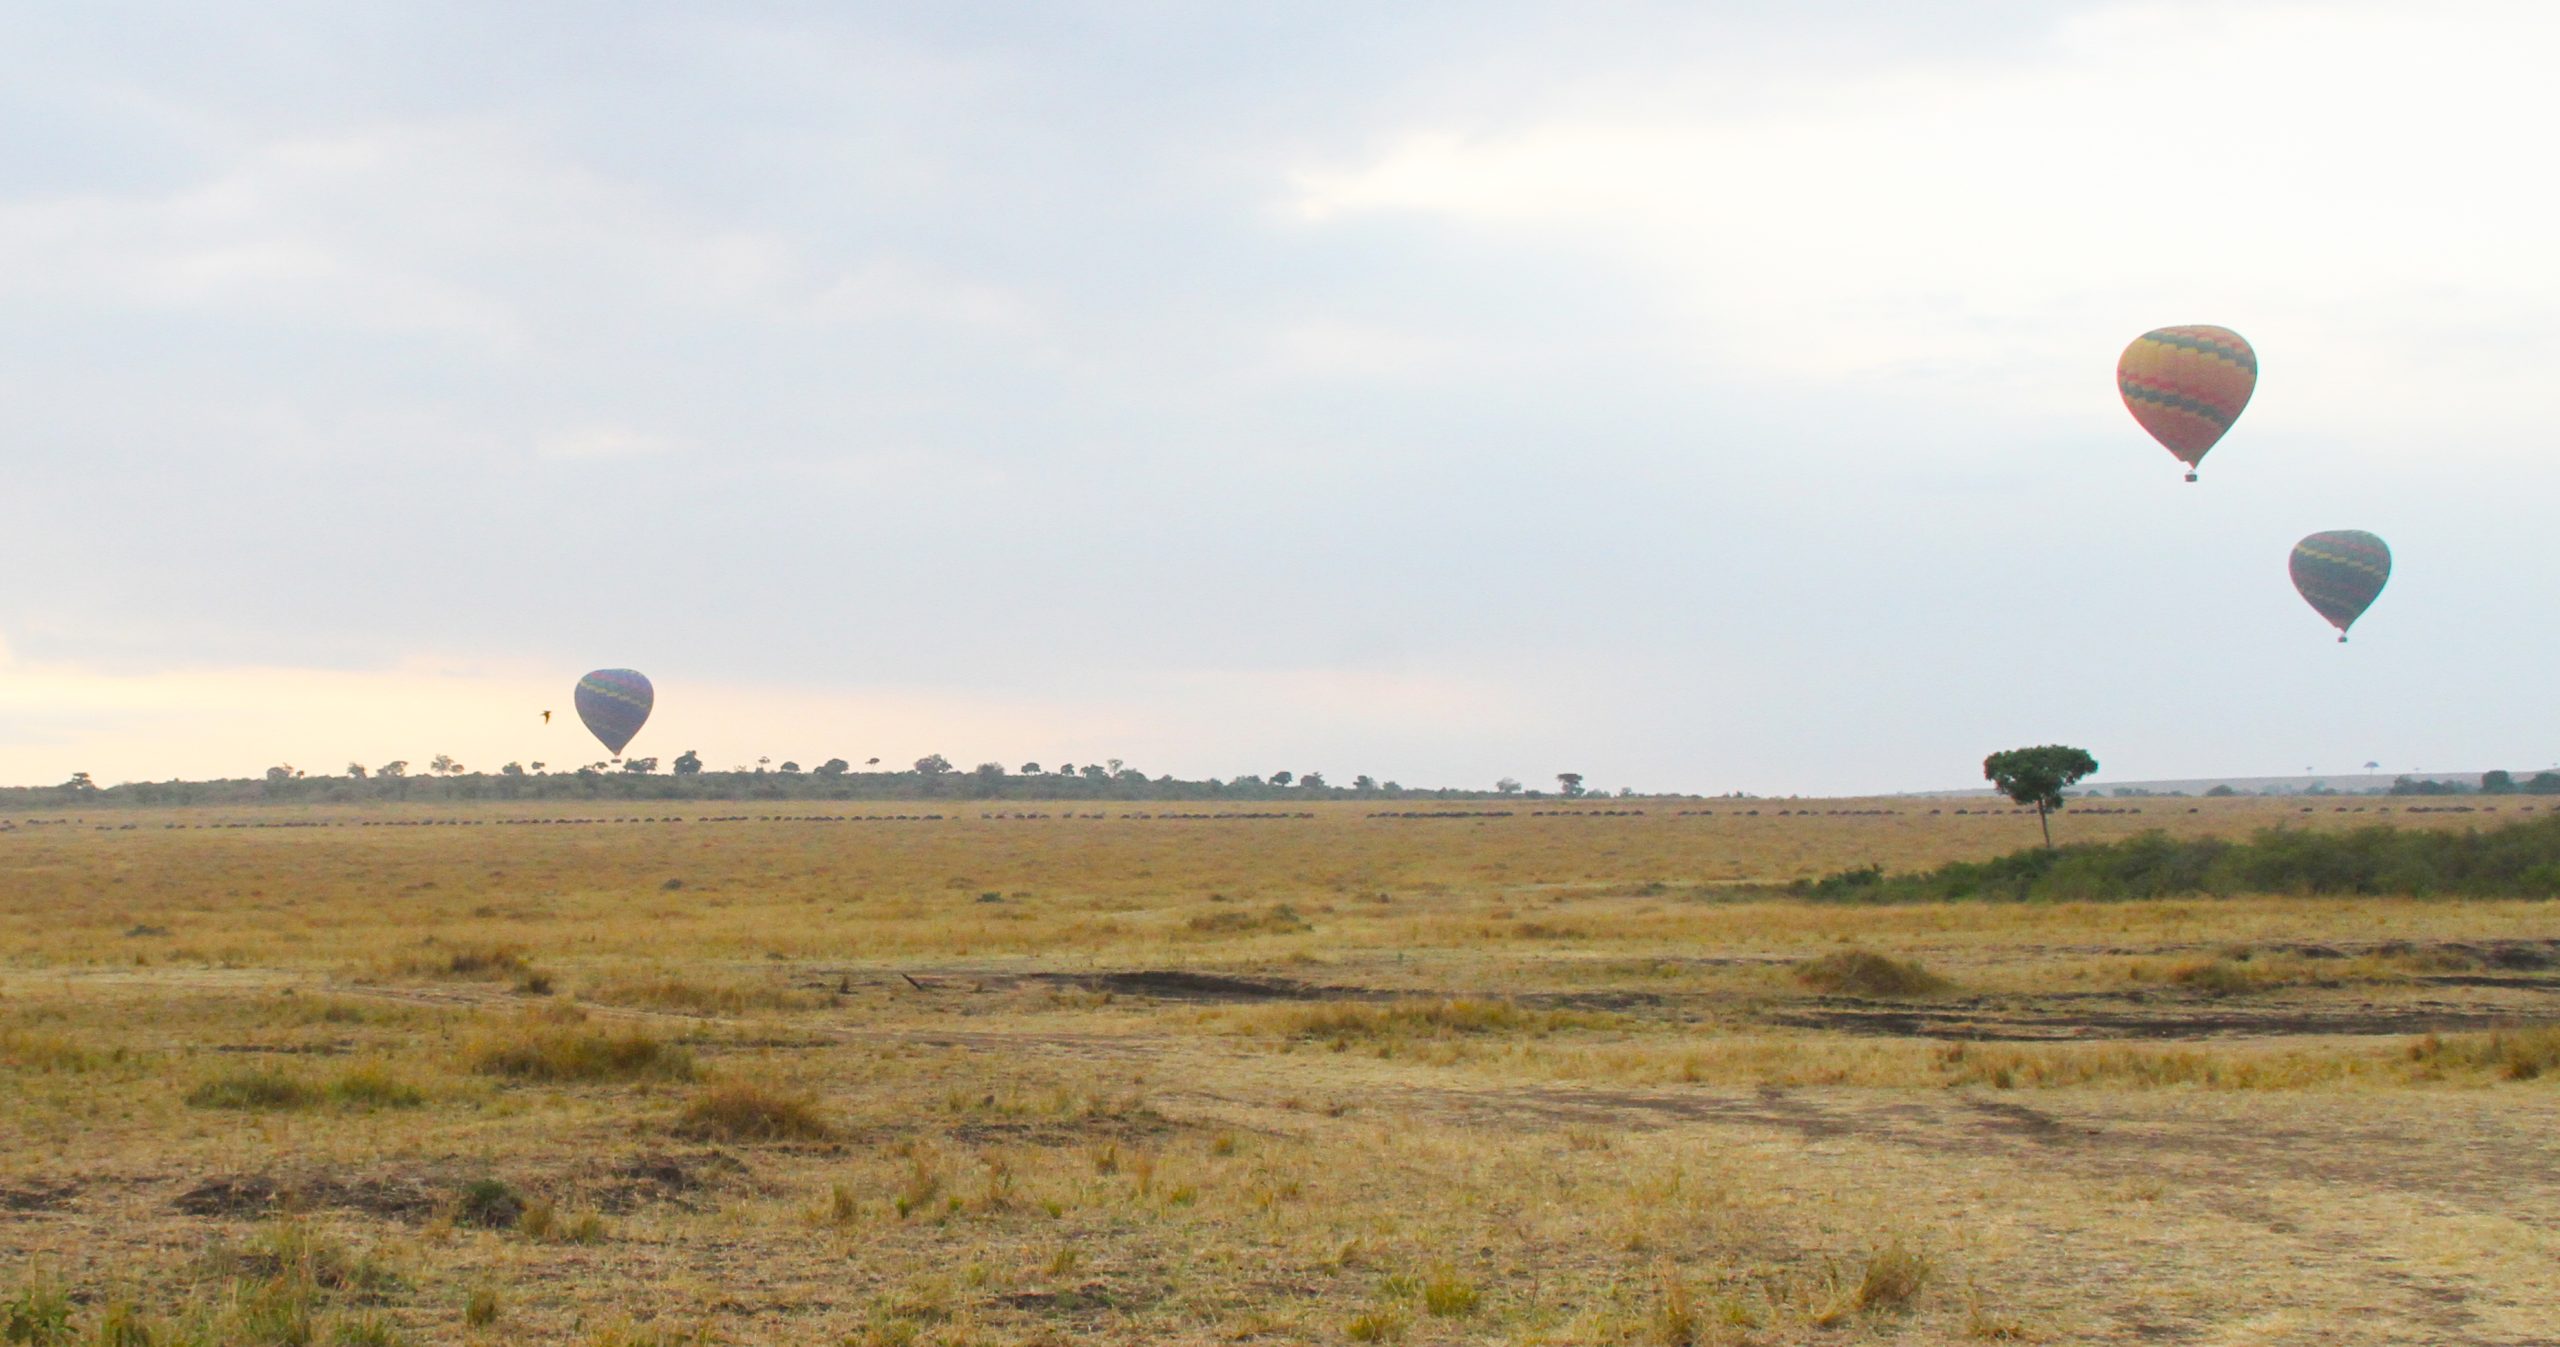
(3, 760, 1598, 809)
(1795, 815, 2560, 903)
(2096, 771, 2560, 799)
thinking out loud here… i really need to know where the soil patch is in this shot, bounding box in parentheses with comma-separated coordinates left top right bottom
(1036, 970, 1381, 1003)
(1764, 1001, 2545, 1041)
(1965, 1098, 2089, 1144)
(949, 1110, 1187, 1147)
(0, 1180, 79, 1212)
(1034, 970, 1683, 1010)
(173, 1173, 284, 1217)
(588, 1150, 752, 1212)
(172, 1169, 451, 1222)
(994, 1281, 1134, 1315)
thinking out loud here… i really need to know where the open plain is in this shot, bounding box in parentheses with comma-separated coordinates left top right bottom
(4, 796, 2558, 1345)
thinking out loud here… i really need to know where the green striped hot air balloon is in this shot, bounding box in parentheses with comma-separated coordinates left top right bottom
(574, 669, 654, 757)
(2289, 531, 2390, 643)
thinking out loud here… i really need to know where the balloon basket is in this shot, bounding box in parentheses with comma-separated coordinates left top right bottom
(2184, 471, 2198, 482)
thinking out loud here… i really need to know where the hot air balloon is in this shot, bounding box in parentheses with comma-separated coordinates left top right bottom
(2289, 531, 2390, 643)
(2118, 325, 2256, 481)
(574, 669, 654, 757)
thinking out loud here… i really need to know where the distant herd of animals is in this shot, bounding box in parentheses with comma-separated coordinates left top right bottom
(9, 800, 2542, 834)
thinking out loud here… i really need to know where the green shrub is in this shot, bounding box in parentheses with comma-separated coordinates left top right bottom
(1, 1283, 72, 1346)
(453, 1178, 526, 1230)
(1794, 814, 2560, 903)
(187, 1068, 321, 1111)
(329, 1065, 426, 1109)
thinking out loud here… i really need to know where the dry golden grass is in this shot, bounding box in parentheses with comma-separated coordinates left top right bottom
(676, 1079, 838, 1142)
(1792, 948, 1954, 997)
(2, 797, 2556, 1344)
(465, 1012, 699, 1083)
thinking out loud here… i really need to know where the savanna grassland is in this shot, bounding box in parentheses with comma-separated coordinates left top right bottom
(4, 797, 2558, 1346)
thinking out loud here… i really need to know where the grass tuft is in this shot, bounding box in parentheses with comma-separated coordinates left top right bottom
(1, 1283, 72, 1345)
(674, 1080, 838, 1142)
(186, 1068, 321, 1111)
(1795, 950, 1954, 998)
(452, 1178, 526, 1230)
(1345, 1305, 1410, 1342)
(328, 1064, 426, 1109)
(2408, 1026, 2560, 1081)
(1420, 1271, 1480, 1318)
(584, 973, 821, 1015)
(466, 1021, 696, 1083)
(1185, 903, 1312, 935)
(1818, 1238, 1932, 1320)
(1245, 998, 1616, 1044)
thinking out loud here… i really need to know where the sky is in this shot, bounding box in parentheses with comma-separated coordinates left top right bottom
(4, 1, 2558, 795)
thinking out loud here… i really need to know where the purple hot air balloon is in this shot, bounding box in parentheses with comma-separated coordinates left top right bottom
(573, 669, 653, 757)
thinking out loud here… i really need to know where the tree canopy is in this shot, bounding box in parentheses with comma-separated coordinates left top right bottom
(1983, 745, 2098, 848)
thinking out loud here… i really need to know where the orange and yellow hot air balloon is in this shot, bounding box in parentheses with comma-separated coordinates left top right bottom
(2117, 325, 2256, 482)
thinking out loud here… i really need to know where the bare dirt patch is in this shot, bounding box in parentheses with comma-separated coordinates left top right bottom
(172, 1169, 452, 1222)
(1016, 969, 1377, 1002)
(586, 1149, 752, 1212)
(1766, 999, 2551, 1041)
(0, 1180, 79, 1212)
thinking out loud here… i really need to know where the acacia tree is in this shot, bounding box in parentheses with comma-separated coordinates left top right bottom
(1983, 745, 2098, 849)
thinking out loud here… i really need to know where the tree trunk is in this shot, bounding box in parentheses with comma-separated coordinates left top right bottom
(2037, 802, 2053, 849)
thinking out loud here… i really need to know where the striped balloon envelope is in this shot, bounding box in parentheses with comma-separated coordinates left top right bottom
(2288, 531, 2390, 643)
(573, 669, 654, 757)
(2118, 325, 2256, 481)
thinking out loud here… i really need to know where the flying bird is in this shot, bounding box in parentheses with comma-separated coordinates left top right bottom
(541, 710, 551, 724)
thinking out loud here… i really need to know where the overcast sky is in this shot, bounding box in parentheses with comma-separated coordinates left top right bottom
(5, 1, 2557, 794)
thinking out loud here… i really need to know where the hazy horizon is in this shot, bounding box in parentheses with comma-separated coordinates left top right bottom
(9, 2, 2558, 795)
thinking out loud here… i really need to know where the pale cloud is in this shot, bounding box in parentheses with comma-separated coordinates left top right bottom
(8, 3, 2560, 796)
(1259, 320, 1478, 383)
(805, 258, 1040, 333)
(1290, 2, 2560, 447)
(0, 129, 532, 351)
(536, 426, 676, 461)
